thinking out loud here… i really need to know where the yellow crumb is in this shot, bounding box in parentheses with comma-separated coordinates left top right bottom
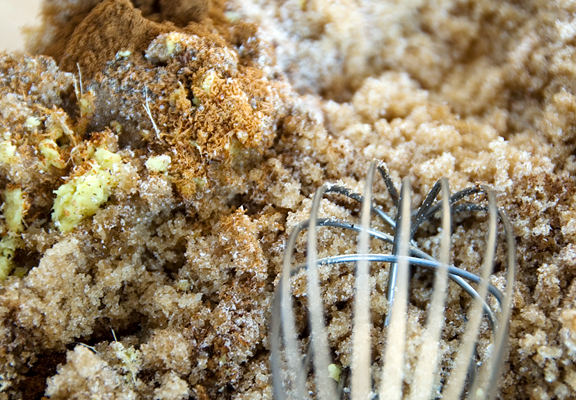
(116, 50, 131, 58)
(0, 141, 16, 164)
(39, 139, 66, 169)
(0, 234, 20, 281)
(78, 90, 96, 119)
(24, 116, 41, 130)
(201, 70, 217, 95)
(3, 187, 26, 233)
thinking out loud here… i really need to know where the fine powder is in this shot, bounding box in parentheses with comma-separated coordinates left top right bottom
(0, 0, 575, 399)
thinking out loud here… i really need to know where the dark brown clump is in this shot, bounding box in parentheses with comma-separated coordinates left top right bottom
(159, 0, 210, 26)
(60, 0, 173, 78)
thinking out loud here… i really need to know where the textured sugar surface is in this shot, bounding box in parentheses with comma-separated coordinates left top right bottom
(0, 0, 575, 399)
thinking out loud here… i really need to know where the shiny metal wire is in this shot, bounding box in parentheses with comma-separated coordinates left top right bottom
(270, 159, 516, 400)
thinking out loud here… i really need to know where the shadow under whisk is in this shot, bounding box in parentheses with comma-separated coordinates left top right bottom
(270, 160, 516, 400)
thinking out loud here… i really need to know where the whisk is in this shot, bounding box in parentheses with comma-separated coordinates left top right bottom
(270, 159, 516, 400)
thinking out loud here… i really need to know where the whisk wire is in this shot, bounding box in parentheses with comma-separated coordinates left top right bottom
(473, 209, 516, 399)
(307, 183, 338, 399)
(377, 161, 400, 207)
(379, 178, 412, 399)
(351, 161, 377, 400)
(410, 179, 443, 239)
(277, 218, 304, 399)
(409, 178, 451, 400)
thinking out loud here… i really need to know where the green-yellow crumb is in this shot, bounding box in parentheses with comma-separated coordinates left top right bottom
(52, 147, 122, 232)
(145, 155, 171, 173)
(328, 363, 342, 383)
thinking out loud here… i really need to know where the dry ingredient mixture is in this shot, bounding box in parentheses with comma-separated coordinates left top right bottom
(0, 0, 575, 399)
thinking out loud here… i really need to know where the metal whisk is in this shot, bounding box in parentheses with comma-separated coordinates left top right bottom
(270, 159, 515, 400)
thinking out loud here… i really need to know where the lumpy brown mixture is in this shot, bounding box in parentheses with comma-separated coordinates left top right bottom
(0, 0, 575, 399)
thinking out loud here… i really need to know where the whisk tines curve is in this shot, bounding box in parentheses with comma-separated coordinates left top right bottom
(271, 159, 516, 400)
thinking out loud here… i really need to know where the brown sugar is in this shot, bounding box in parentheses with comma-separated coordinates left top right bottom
(0, 0, 576, 399)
